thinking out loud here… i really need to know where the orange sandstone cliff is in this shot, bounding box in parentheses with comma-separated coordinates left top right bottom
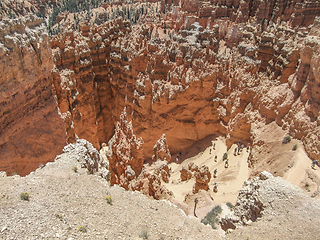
(1, 1, 320, 191)
(0, 14, 66, 176)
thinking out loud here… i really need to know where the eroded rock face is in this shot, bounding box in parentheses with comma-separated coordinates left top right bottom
(220, 171, 320, 234)
(152, 134, 171, 162)
(63, 139, 109, 179)
(0, 15, 66, 176)
(50, 18, 131, 149)
(2, 2, 320, 200)
(180, 165, 192, 181)
(129, 160, 173, 200)
(193, 165, 211, 194)
(107, 108, 144, 189)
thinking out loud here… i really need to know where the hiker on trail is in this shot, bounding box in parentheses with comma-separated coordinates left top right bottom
(225, 159, 229, 168)
(214, 155, 217, 162)
(210, 148, 212, 154)
(214, 169, 217, 178)
(176, 156, 179, 163)
(213, 143, 216, 150)
(194, 198, 198, 217)
(247, 143, 251, 152)
(213, 183, 218, 193)
(312, 160, 319, 169)
(234, 147, 237, 156)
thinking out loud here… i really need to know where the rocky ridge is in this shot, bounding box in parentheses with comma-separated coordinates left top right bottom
(222, 171, 320, 239)
(0, 14, 66, 176)
(0, 139, 221, 240)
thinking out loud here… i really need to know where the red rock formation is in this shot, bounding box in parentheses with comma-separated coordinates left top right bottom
(152, 134, 171, 162)
(50, 18, 131, 149)
(193, 165, 211, 194)
(2, 1, 320, 199)
(180, 165, 192, 181)
(130, 170, 173, 200)
(107, 108, 144, 189)
(0, 15, 66, 176)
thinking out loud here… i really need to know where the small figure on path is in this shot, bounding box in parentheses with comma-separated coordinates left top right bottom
(176, 156, 179, 163)
(225, 159, 229, 168)
(213, 183, 218, 193)
(213, 169, 217, 178)
(209, 148, 212, 154)
(194, 198, 198, 217)
(213, 143, 216, 150)
(247, 143, 251, 152)
(312, 160, 319, 169)
(214, 155, 217, 162)
(234, 147, 237, 156)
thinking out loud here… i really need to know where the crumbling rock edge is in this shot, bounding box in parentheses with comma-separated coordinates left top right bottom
(220, 171, 320, 233)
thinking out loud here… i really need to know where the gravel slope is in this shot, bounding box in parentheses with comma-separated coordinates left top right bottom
(0, 151, 222, 240)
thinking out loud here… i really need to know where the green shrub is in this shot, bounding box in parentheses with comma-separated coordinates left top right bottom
(201, 205, 222, 229)
(226, 202, 234, 210)
(78, 226, 87, 233)
(282, 136, 291, 144)
(223, 153, 228, 160)
(20, 192, 29, 201)
(292, 144, 298, 151)
(139, 226, 148, 239)
(73, 166, 78, 173)
(105, 196, 112, 205)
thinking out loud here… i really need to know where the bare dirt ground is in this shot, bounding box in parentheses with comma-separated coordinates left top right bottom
(164, 137, 250, 224)
(157, 121, 320, 236)
(250, 122, 320, 200)
(0, 152, 222, 240)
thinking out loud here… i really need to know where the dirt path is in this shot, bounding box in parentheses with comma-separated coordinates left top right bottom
(283, 145, 320, 198)
(164, 137, 250, 217)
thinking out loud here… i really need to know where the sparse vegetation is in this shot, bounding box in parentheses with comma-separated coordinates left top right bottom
(73, 166, 78, 173)
(12, 171, 18, 176)
(305, 182, 310, 191)
(292, 144, 298, 151)
(55, 214, 63, 220)
(105, 195, 113, 204)
(226, 202, 234, 210)
(201, 205, 222, 229)
(139, 226, 148, 239)
(223, 153, 228, 160)
(20, 191, 30, 201)
(282, 135, 291, 144)
(78, 226, 87, 233)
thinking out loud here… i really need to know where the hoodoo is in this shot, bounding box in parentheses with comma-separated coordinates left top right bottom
(1, 0, 320, 238)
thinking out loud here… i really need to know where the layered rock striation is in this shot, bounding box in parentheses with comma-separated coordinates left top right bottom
(2, 1, 320, 194)
(0, 14, 66, 176)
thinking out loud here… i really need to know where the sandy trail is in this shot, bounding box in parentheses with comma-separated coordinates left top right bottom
(165, 137, 250, 212)
(283, 144, 320, 198)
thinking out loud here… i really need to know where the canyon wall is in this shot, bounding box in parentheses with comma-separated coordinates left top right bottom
(1, 1, 320, 189)
(0, 14, 66, 176)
